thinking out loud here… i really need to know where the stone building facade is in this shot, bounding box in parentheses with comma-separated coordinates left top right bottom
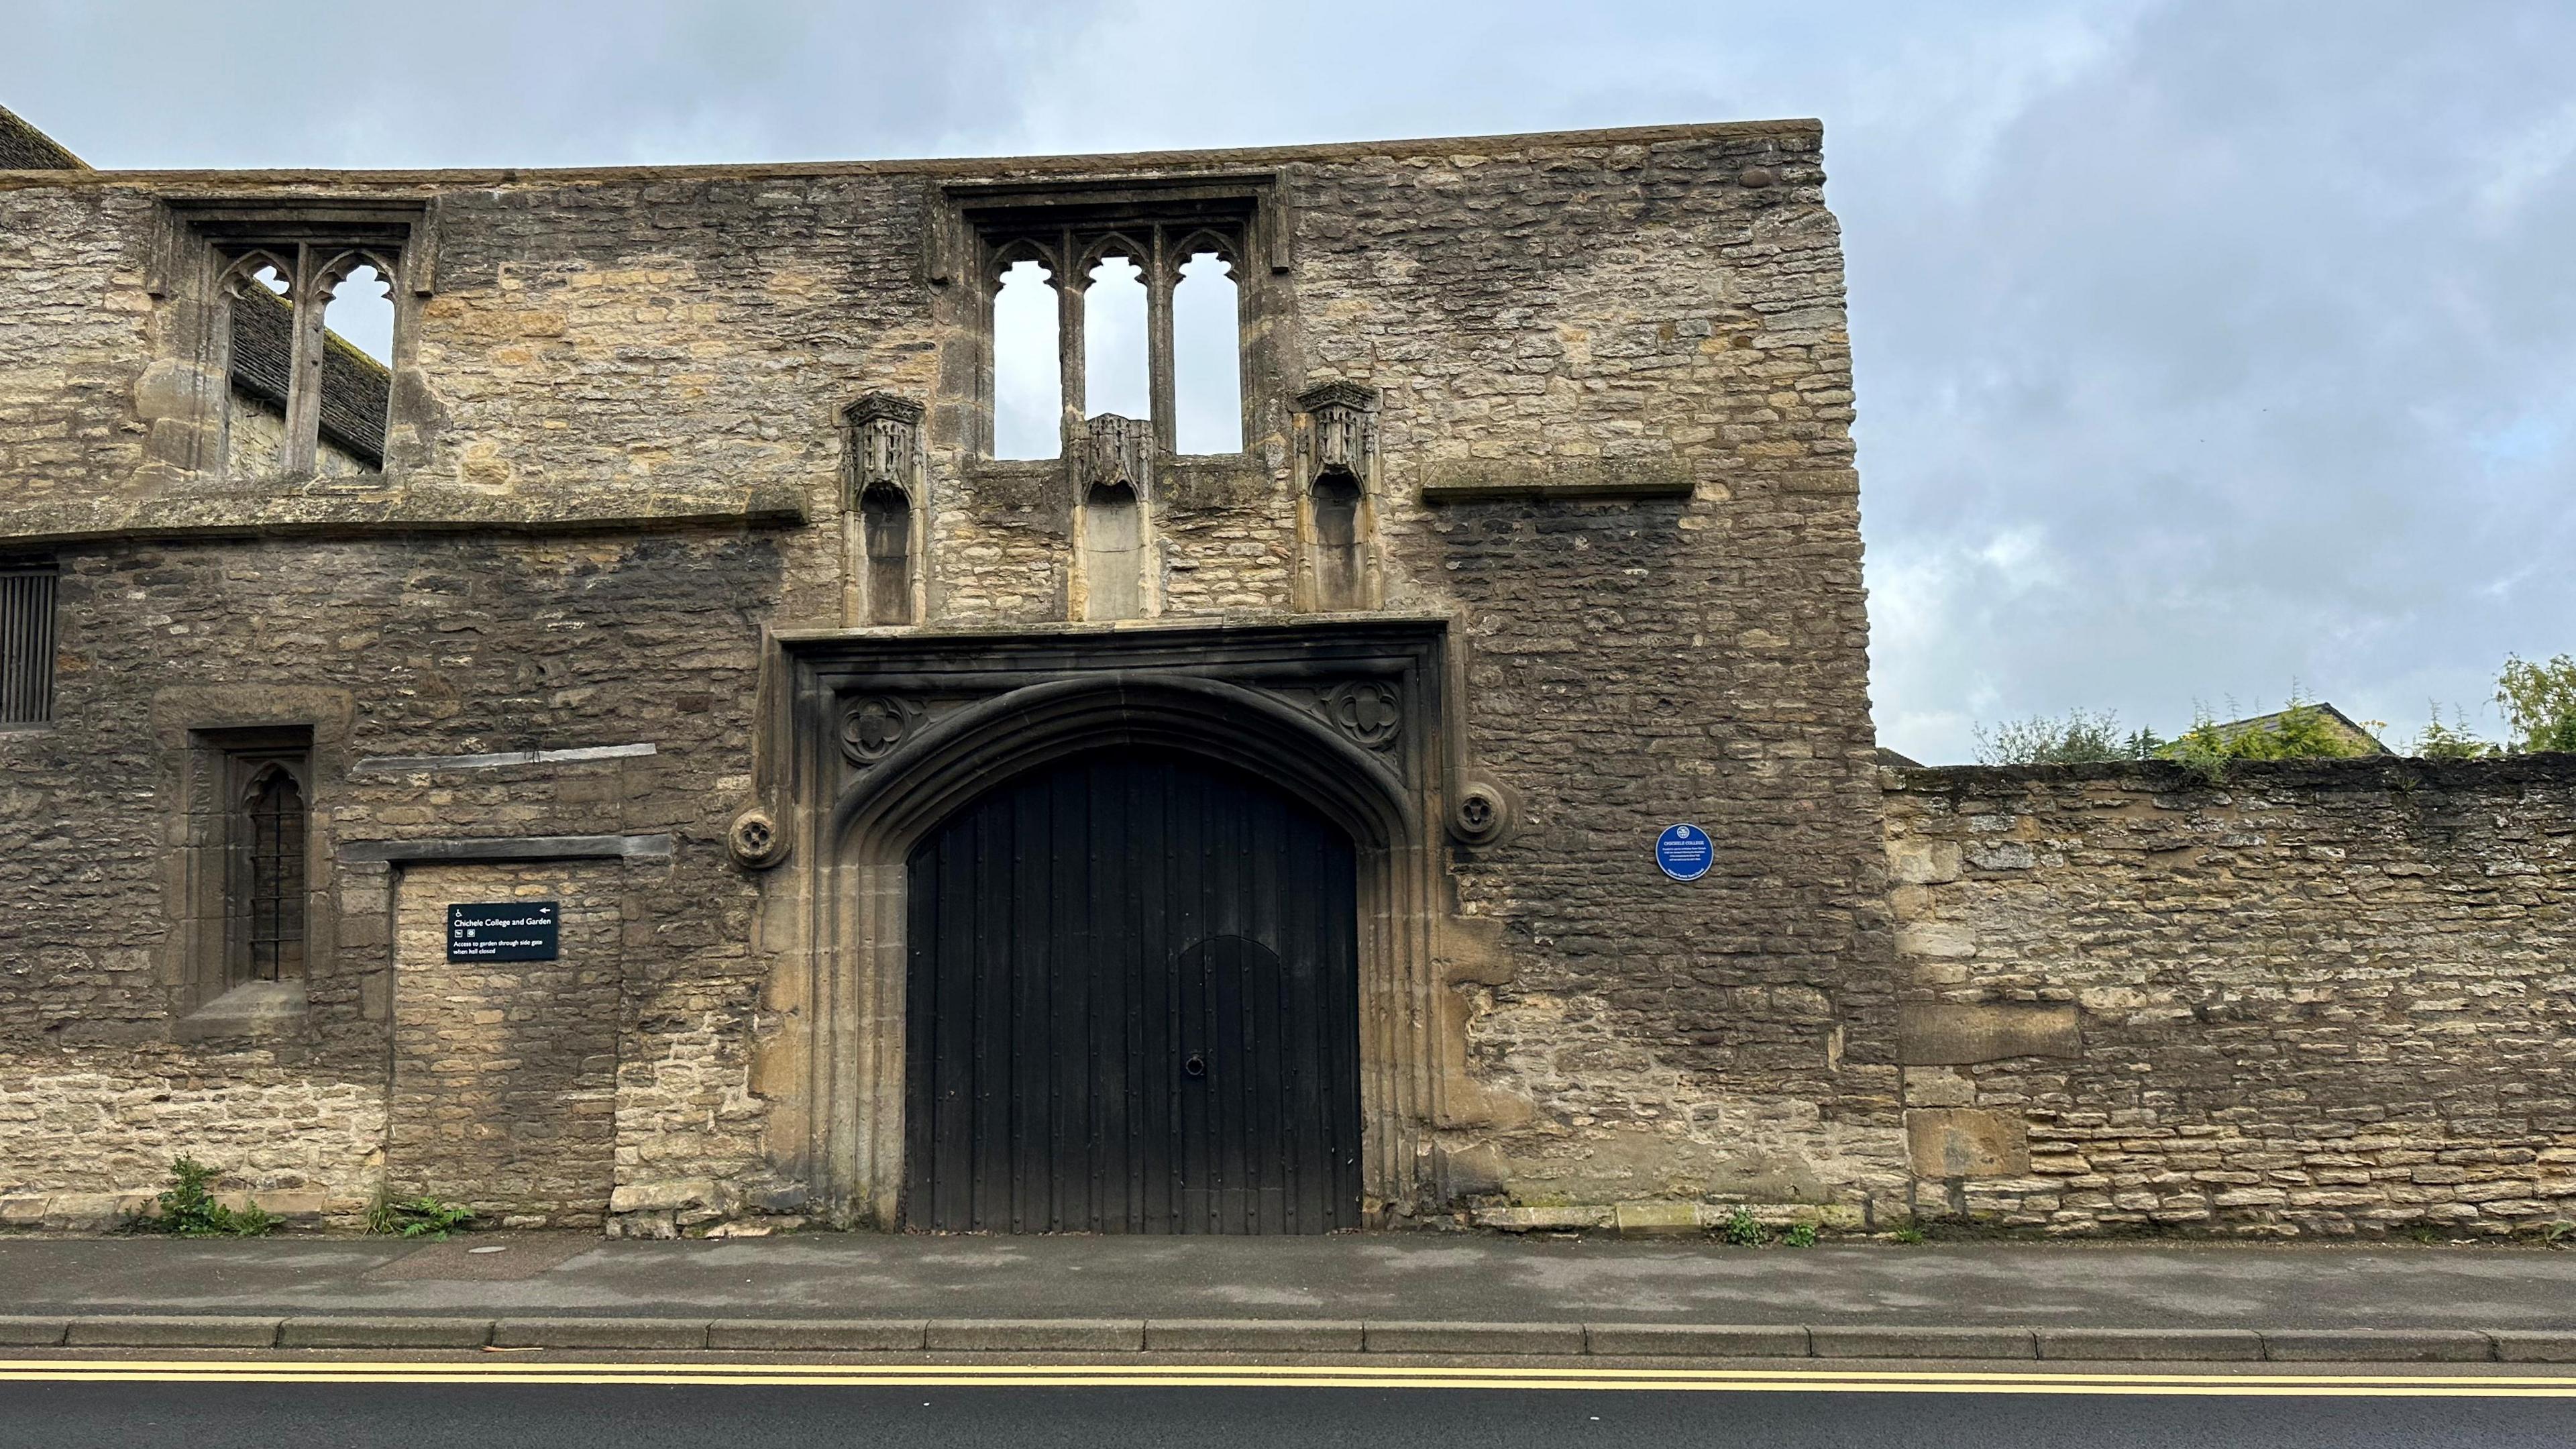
(1, 115, 2566, 1238)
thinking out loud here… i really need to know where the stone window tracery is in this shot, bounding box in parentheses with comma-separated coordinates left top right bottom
(216, 241, 402, 477)
(971, 220, 1254, 461)
(233, 762, 309, 987)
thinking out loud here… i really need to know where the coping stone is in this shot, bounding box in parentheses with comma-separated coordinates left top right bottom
(2036, 1328, 2265, 1362)
(1809, 1325, 2037, 1360)
(1584, 1324, 1811, 1358)
(1362, 1321, 1587, 1355)
(706, 1320, 928, 1352)
(278, 1317, 495, 1349)
(2261, 1329, 2494, 1362)
(925, 1319, 1144, 1352)
(491, 1318, 710, 1350)
(65, 1316, 282, 1348)
(0, 1317, 70, 1346)
(1145, 1320, 1365, 1352)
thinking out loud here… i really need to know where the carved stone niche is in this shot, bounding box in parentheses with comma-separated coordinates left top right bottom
(840, 392, 926, 627)
(1293, 382, 1383, 612)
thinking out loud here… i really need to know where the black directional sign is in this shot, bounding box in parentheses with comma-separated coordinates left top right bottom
(446, 902, 560, 962)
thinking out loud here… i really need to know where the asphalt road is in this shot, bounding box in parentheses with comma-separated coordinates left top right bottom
(3, 1379, 2571, 1448)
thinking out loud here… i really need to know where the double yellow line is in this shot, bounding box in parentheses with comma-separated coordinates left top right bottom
(4, 1360, 2574, 1396)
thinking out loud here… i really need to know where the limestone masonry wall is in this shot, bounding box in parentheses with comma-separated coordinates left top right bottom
(2, 121, 2565, 1238)
(1882, 757, 2576, 1236)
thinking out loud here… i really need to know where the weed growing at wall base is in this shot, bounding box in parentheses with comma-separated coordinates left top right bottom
(366, 1188, 476, 1240)
(121, 1157, 278, 1238)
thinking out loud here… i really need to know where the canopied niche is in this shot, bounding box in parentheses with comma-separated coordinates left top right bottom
(841, 392, 925, 627)
(1293, 381, 1382, 611)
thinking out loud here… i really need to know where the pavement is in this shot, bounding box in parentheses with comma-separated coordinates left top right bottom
(2, 1234, 2575, 1363)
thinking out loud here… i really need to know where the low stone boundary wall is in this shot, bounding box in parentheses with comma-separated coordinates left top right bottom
(1882, 755, 2576, 1236)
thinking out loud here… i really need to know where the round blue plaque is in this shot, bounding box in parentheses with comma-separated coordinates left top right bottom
(1655, 823, 1713, 882)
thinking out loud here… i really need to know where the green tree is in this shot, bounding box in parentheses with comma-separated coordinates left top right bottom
(2496, 654, 2576, 754)
(1973, 710, 2157, 765)
(2412, 704, 2494, 760)
(2162, 693, 2378, 777)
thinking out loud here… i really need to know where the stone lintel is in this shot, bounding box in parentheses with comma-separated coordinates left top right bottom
(1417, 458, 1693, 502)
(1898, 1002, 2081, 1065)
(337, 833, 673, 864)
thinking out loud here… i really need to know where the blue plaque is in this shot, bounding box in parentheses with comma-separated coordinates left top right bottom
(447, 902, 561, 962)
(1654, 823, 1713, 882)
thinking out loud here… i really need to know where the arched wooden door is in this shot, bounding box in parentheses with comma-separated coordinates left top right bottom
(902, 748, 1362, 1233)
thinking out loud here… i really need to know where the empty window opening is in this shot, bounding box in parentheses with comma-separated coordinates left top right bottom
(862, 484, 914, 626)
(1173, 252, 1242, 453)
(1081, 480, 1144, 621)
(0, 561, 58, 727)
(223, 249, 395, 476)
(1312, 472, 1366, 610)
(1083, 253, 1150, 421)
(225, 265, 293, 476)
(232, 761, 308, 989)
(991, 259, 1061, 460)
(316, 264, 393, 471)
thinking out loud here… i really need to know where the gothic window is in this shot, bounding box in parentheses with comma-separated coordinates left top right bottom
(1083, 249, 1151, 421)
(969, 219, 1254, 462)
(217, 241, 400, 478)
(862, 484, 914, 625)
(991, 256, 1061, 460)
(0, 559, 57, 727)
(1171, 248, 1242, 453)
(229, 757, 309, 989)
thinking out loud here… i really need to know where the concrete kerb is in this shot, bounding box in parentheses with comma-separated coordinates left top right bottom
(1, 1316, 2557, 1362)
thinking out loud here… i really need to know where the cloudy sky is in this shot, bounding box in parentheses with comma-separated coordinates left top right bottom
(9, 1, 2571, 761)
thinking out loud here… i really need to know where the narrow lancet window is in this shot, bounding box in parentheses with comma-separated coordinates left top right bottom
(1081, 480, 1144, 621)
(1173, 251, 1242, 453)
(862, 484, 914, 625)
(992, 259, 1061, 459)
(1083, 253, 1150, 421)
(233, 763, 307, 988)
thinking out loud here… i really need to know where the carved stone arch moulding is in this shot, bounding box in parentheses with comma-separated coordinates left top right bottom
(751, 616, 1500, 1229)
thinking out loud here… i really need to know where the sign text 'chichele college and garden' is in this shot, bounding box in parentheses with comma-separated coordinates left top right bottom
(446, 902, 561, 962)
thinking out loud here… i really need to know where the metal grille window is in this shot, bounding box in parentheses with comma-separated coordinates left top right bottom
(232, 762, 308, 986)
(0, 563, 56, 726)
